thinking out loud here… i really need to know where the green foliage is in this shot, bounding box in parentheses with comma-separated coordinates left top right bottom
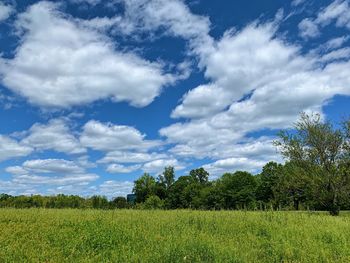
(216, 171, 257, 209)
(166, 176, 195, 209)
(256, 162, 282, 206)
(158, 166, 175, 190)
(1, 114, 349, 214)
(111, 196, 129, 209)
(133, 173, 157, 203)
(143, 195, 164, 209)
(275, 113, 350, 215)
(190, 167, 209, 184)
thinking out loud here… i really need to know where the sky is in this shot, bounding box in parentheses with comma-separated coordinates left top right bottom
(0, 0, 349, 198)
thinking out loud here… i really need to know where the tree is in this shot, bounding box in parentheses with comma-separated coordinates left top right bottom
(196, 183, 222, 210)
(111, 196, 128, 209)
(143, 195, 164, 209)
(274, 162, 314, 210)
(275, 113, 350, 215)
(133, 173, 157, 203)
(256, 162, 283, 208)
(166, 176, 195, 209)
(217, 171, 257, 209)
(190, 168, 209, 184)
(155, 166, 176, 200)
(90, 195, 109, 209)
(158, 166, 175, 190)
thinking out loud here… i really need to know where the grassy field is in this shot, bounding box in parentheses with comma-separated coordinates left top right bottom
(0, 210, 350, 262)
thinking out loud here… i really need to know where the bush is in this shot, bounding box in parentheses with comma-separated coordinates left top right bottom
(143, 195, 164, 209)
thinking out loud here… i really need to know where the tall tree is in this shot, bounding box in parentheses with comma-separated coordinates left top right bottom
(256, 162, 283, 208)
(133, 173, 157, 203)
(190, 168, 209, 184)
(217, 171, 257, 209)
(275, 113, 350, 215)
(156, 166, 176, 199)
(159, 166, 175, 190)
(166, 176, 195, 209)
(274, 162, 314, 210)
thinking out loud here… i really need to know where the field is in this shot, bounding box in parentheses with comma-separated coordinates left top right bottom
(0, 210, 350, 262)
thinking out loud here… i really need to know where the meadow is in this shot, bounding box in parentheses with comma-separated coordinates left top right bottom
(0, 209, 350, 262)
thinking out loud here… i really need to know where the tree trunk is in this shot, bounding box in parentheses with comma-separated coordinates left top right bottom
(293, 198, 299, 210)
(329, 192, 340, 216)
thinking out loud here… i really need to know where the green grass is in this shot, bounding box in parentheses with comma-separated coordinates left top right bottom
(0, 209, 350, 262)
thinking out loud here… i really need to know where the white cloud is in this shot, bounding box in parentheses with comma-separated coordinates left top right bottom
(12, 173, 98, 185)
(172, 23, 305, 119)
(299, 0, 350, 39)
(106, 163, 141, 173)
(98, 180, 134, 197)
(22, 119, 86, 154)
(98, 151, 167, 163)
(0, 1, 174, 108)
(324, 36, 349, 51)
(298, 18, 320, 38)
(47, 183, 96, 197)
(6, 158, 98, 186)
(80, 120, 161, 152)
(120, 0, 212, 44)
(291, 0, 306, 7)
(142, 158, 185, 173)
(0, 135, 33, 162)
(21, 159, 85, 174)
(319, 47, 350, 62)
(0, 2, 13, 22)
(171, 83, 231, 119)
(161, 20, 350, 163)
(0, 180, 32, 196)
(160, 120, 243, 159)
(203, 157, 266, 178)
(317, 0, 350, 27)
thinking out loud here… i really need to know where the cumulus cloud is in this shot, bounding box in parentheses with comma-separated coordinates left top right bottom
(0, 180, 33, 196)
(323, 36, 349, 51)
(21, 159, 85, 174)
(12, 173, 97, 185)
(80, 120, 162, 152)
(2, 0, 350, 195)
(22, 119, 86, 154)
(298, 18, 320, 38)
(98, 180, 134, 197)
(200, 138, 283, 177)
(0, 1, 174, 108)
(203, 157, 267, 178)
(171, 84, 232, 119)
(0, 135, 33, 161)
(0, 2, 13, 22)
(106, 163, 141, 173)
(6, 158, 98, 186)
(98, 151, 167, 164)
(80, 0, 214, 55)
(298, 0, 350, 39)
(120, 0, 212, 45)
(319, 47, 350, 62)
(142, 158, 185, 173)
(172, 23, 307, 119)
(161, 19, 350, 164)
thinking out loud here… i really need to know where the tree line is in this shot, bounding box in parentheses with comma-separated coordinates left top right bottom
(128, 113, 350, 215)
(0, 113, 349, 215)
(0, 193, 130, 209)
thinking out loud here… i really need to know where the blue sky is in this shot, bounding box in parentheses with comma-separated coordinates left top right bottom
(0, 0, 349, 197)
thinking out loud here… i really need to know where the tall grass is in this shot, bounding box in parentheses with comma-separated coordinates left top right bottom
(0, 209, 349, 262)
